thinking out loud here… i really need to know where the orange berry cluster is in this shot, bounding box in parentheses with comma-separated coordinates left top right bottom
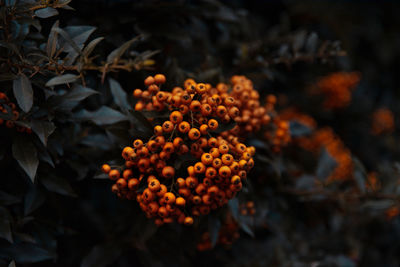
(310, 72, 361, 109)
(307, 128, 353, 183)
(240, 200, 256, 216)
(196, 213, 240, 251)
(226, 75, 271, 136)
(102, 74, 258, 225)
(371, 107, 395, 135)
(264, 118, 291, 153)
(0, 92, 31, 133)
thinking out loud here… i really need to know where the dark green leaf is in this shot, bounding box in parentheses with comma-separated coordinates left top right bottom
(316, 148, 337, 181)
(31, 121, 56, 146)
(82, 37, 104, 57)
(0, 207, 13, 243)
(106, 36, 141, 64)
(35, 7, 58, 18)
(24, 185, 45, 215)
(12, 138, 39, 183)
(47, 21, 59, 58)
(131, 110, 154, 133)
(109, 78, 130, 111)
(55, 27, 83, 56)
(81, 241, 124, 267)
(289, 121, 313, 137)
(0, 191, 20, 206)
(208, 216, 221, 248)
(228, 198, 239, 221)
(39, 176, 77, 197)
(6, 243, 54, 263)
(13, 73, 33, 113)
(239, 221, 254, 238)
(211, 121, 237, 134)
(50, 85, 98, 111)
(75, 106, 129, 125)
(45, 74, 79, 87)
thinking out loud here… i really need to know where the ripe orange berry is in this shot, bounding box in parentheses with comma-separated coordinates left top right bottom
(158, 206, 168, 218)
(154, 74, 166, 84)
(109, 169, 120, 180)
(164, 192, 176, 204)
(144, 76, 155, 86)
(176, 177, 186, 188)
(148, 179, 161, 192)
(186, 176, 198, 188)
(178, 121, 190, 133)
(128, 178, 139, 190)
(221, 154, 234, 165)
(208, 119, 218, 130)
(101, 164, 111, 174)
(170, 111, 183, 124)
(162, 121, 174, 133)
(219, 166, 231, 178)
(205, 167, 217, 178)
(194, 162, 206, 174)
(201, 104, 212, 116)
(116, 178, 127, 189)
(189, 100, 201, 112)
(196, 83, 207, 94)
(162, 166, 175, 179)
(176, 197, 186, 206)
(133, 89, 142, 98)
(218, 144, 229, 154)
(156, 184, 168, 197)
(201, 153, 213, 165)
(123, 169, 133, 179)
(212, 158, 222, 169)
(188, 128, 201, 140)
(184, 216, 194, 226)
(122, 146, 134, 160)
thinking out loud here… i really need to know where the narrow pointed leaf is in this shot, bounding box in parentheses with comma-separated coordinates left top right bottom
(13, 73, 33, 113)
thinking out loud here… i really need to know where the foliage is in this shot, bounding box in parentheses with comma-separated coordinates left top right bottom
(0, 1, 400, 266)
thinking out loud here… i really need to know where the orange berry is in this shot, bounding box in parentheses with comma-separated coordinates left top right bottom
(184, 216, 194, 226)
(218, 166, 231, 178)
(162, 121, 174, 133)
(201, 153, 213, 165)
(178, 121, 190, 133)
(101, 164, 111, 174)
(170, 111, 183, 124)
(186, 176, 198, 188)
(123, 169, 133, 179)
(162, 166, 175, 179)
(221, 154, 234, 165)
(154, 74, 166, 84)
(144, 76, 155, 86)
(116, 178, 127, 189)
(148, 179, 161, 192)
(128, 178, 139, 190)
(164, 192, 176, 204)
(208, 119, 218, 130)
(109, 169, 120, 180)
(176, 197, 186, 206)
(188, 128, 201, 140)
(194, 162, 206, 174)
(133, 89, 142, 98)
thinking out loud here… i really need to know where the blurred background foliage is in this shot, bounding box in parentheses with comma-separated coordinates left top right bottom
(1, 0, 400, 266)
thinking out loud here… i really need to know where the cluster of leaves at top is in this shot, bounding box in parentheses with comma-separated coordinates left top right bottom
(0, 0, 158, 264)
